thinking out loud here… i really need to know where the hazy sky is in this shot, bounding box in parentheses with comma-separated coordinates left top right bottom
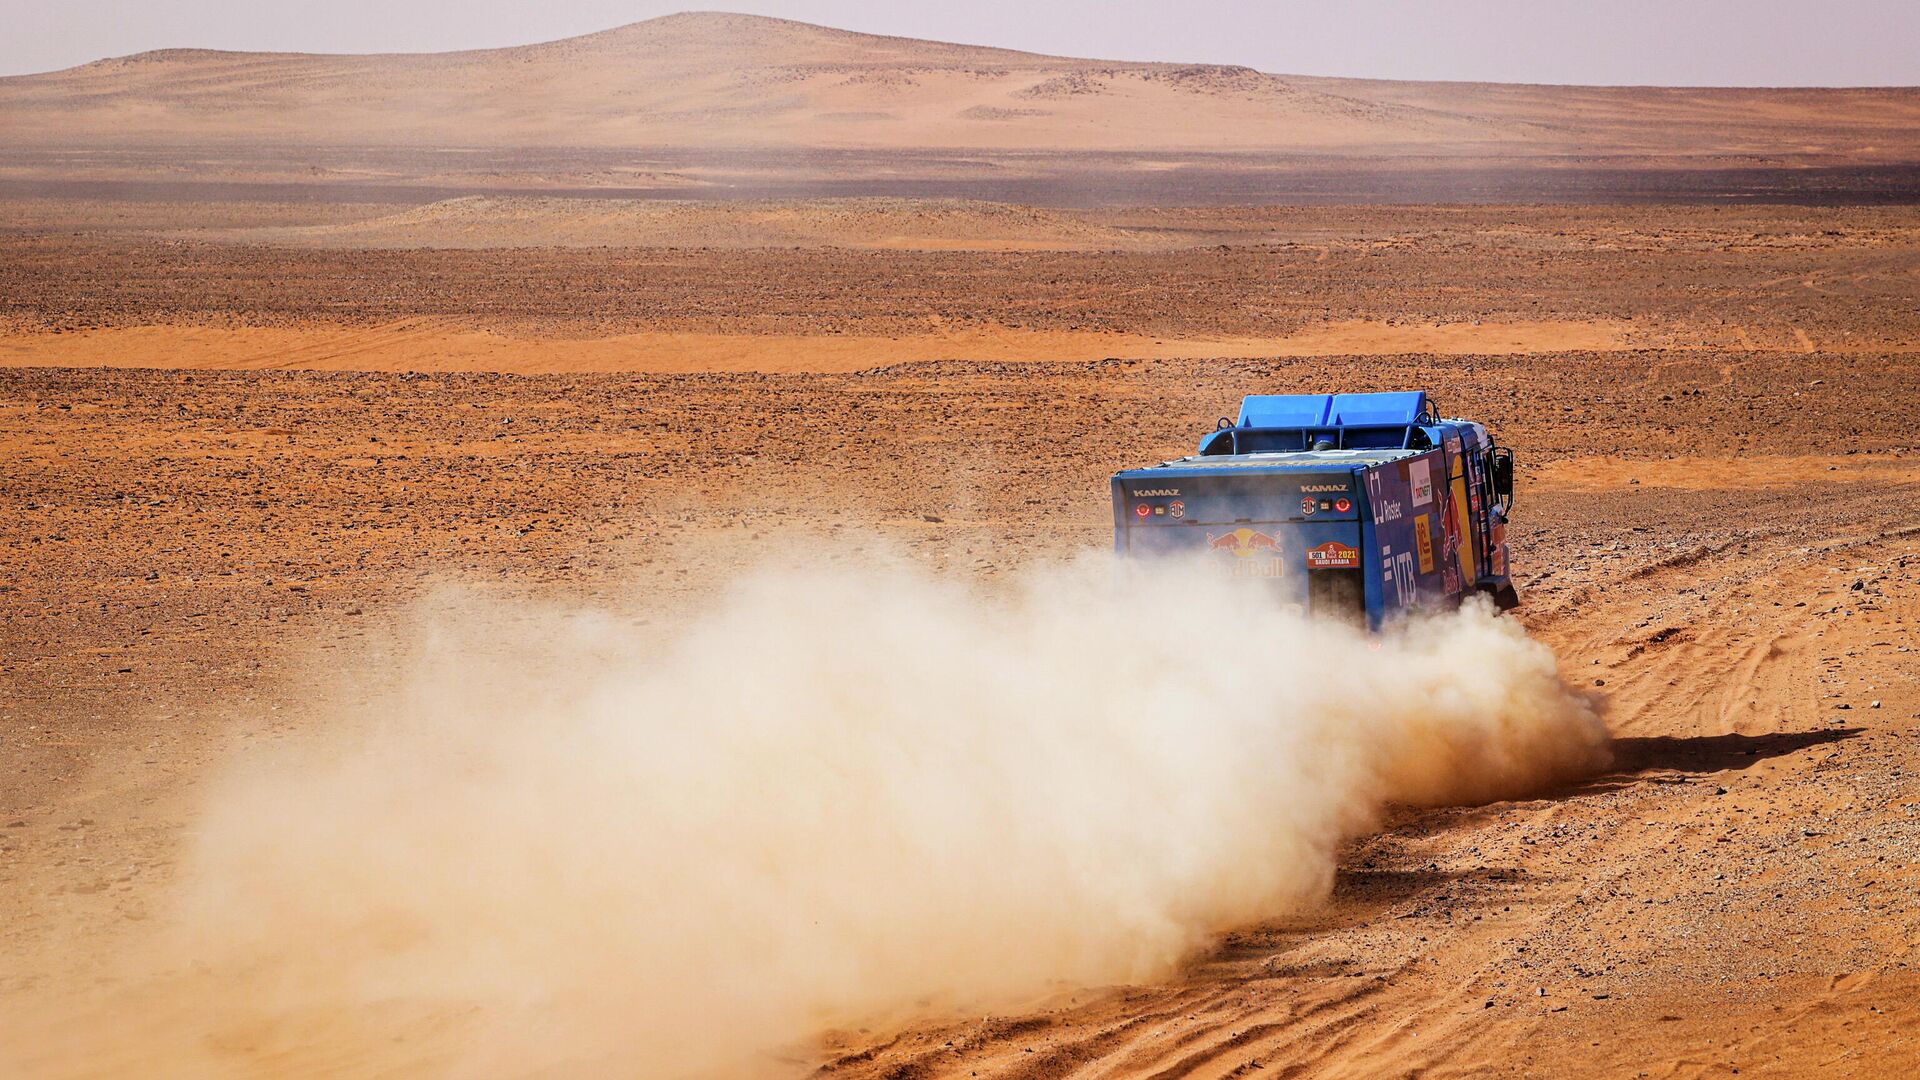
(4, 0, 1917, 85)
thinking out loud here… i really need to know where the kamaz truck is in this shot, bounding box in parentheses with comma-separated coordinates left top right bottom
(1111, 391, 1516, 629)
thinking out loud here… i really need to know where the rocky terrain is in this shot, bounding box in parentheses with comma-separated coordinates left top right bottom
(4, 347, 1920, 1076)
(4, 203, 1918, 375)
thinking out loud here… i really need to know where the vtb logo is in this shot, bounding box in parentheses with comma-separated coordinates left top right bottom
(1206, 527, 1278, 558)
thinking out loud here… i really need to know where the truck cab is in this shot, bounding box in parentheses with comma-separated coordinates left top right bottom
(1111, 391, 1516, 629)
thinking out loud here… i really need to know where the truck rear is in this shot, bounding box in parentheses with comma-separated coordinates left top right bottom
(1112, 391, 1516, 628)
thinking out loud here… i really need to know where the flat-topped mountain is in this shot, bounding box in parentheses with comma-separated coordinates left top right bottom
(4, 11, 1917, 161)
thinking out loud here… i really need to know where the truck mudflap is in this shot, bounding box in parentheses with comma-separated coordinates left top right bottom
(1307, 564, 1367, 626)
(1478, 577, 1521, 611)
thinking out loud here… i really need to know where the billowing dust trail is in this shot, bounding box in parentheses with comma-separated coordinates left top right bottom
(3, 552, 1606, 1078)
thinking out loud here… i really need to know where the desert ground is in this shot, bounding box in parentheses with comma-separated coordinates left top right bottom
(7, 10, 1920, 1078)
(5, 190, 1920, 1077)
(7, 201, 1920, 373)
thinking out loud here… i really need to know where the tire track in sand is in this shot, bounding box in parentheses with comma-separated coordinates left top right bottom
(821, 499, 1920, 1079)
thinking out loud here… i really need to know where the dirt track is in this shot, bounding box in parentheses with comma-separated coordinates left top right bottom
(4, 342, 1920, 1075)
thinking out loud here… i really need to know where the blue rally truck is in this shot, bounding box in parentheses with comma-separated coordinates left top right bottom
(1111, 391, 1517, 628)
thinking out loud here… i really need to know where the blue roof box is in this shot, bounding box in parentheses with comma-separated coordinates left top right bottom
(1236, 394, 1331, 427)
(1236, 391, 1428, 429)
(1329, 391, 1427, 427)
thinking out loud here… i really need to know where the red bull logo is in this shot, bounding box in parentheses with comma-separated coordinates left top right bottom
(1208, 527, 1277, 557)
(1206, 528, 1284, 578)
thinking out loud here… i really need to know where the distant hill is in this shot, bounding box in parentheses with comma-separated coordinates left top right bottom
(4, 11, 1918, 161)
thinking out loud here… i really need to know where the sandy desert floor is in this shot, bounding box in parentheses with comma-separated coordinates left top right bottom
(3, 199, 1920, 1077)
(6, 202, 1920, 371)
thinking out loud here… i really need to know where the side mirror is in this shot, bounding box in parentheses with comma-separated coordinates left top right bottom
(1490, 448, 1515, 498)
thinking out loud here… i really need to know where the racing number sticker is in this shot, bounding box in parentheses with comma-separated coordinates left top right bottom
(1306, 541, 1360, 569)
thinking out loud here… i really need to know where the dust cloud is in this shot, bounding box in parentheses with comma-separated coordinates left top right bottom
(10, 550, 1608, 1078)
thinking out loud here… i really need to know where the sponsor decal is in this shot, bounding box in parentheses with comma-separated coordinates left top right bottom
(1300, 496, 1317, 516)
(1389, 550, 1416, 605)
(1409, 458, 1434, 507)
(1374, 497, 1404, 523)
(1208, 527, 1278, 558)
(1168, 500, 1185, 519)
(1300, 483, 1348, 493)
(1445, 435, 1462, 456)
(1133, 488, 1181, 497)
(1206, 527, 1284, 578)
(1382, 545, 1416, 606)
(1226, 560, 1284, 579)
(1306, 541, 1360, 569)
(1447, 472, 1476, 579)
(1414, 513, 1435, 574)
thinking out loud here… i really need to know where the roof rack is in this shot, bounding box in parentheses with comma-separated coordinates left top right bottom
(1198, 392, 1438, 455)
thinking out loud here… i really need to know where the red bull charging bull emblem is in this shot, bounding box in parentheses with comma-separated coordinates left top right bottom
(1205, 528, 1285, 578)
